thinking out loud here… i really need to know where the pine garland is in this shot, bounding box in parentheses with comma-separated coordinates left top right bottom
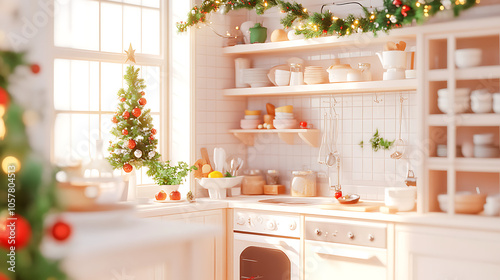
(177, 0, 478, 39)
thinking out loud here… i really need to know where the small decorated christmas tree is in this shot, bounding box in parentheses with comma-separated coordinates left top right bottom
(106, 46, 160, 172)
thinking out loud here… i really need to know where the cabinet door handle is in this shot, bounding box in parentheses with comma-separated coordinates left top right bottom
(311, 245, 374, 260)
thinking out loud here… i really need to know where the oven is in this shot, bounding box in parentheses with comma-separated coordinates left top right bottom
(233, 210, 300, 280)
(304, 217, 388, 280)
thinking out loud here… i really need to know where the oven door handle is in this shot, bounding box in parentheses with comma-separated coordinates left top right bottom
(310, 245, 375, 260)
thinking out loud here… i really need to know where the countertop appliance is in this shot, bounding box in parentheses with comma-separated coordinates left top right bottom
(233, 209, 300, 280)
(304, 217, 388, 280)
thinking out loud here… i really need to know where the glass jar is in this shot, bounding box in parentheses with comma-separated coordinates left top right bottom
(242, 170, 265, 195)
(291, 170, 316, 197)
(358, 63, 372, 81)
(266, 170, 280, 185)
(289, 63, 304, 86)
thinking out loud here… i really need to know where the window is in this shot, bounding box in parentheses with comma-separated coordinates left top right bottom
(53, 0, 165, 185)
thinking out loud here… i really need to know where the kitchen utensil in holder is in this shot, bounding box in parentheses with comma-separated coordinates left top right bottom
(391, 95, 407, 159)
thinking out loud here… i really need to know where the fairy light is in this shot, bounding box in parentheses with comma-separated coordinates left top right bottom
(264, 1, 268, 7)
(354, 19, 359, 25)
(370, 14, 375, 20)
(416, 2, 421, 7)
(313, 24, 318, 31)
(459, 0, 466, 4)
(476, 0, 480, 3)
(235, 26, 239, 30)
(2, 156, 21, 174)
(386, 14, 391, 18)
(332, 16, 338, 21)
(346, 29, 351, 35)
(303, 8, 307, 13)
(440, 5, 445, 10)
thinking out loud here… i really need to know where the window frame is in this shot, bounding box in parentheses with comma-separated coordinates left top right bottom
(50, 0, 169, 185)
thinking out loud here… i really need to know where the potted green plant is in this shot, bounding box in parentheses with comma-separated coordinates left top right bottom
(147, 161, 197, 194)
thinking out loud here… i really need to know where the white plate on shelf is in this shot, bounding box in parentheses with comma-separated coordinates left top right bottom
(153, 199, 187, 203)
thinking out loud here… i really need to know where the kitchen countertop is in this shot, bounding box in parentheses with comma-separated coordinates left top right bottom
(135, 195, 500, 232)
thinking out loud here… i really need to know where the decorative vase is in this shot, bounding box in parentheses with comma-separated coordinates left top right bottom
(250, 23, 267, 44)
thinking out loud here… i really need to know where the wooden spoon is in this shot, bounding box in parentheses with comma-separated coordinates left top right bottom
(397, 41, 407, 51)
(266, 103, 275, 116)
(385, 41, 397, 51)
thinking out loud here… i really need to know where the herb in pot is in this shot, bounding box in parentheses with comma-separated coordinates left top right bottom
(147, 161, 197, 185)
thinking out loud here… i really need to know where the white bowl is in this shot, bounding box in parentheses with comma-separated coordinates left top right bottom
(438, 192, 487, 214)
(474, 145, 499, 158)
(240, 119, 260, 129)
(384, 187, 416, 211)
(455, 48, 482, 68)
(486, 193, 500, 204)
(483, 203, 500, 216)
(471, 101, 493, 113)
(275, 75, 290, 86)
(196, 176, 243, 199)
(437, 88, 470, 98)
(437, 100, 469, 114)
(473, 133, 494, 145)
(244, 115, 260, 120)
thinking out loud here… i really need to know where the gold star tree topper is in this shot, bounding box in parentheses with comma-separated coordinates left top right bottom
(125, 43, 136, 63)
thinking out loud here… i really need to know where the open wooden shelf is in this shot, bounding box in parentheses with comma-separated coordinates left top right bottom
(427, 65, 500, 81)
(428, 157, 500, 172)
(223, 79, 417, 97)
(229, 129, 320, 147)
(222, 28, 417, 55)
(428, 113, 500, 126)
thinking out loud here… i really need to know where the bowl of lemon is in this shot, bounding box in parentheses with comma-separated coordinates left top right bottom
(196, 171, 243, 199)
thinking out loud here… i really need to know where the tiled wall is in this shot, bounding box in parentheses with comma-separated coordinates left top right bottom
(194, 11, 419, 200)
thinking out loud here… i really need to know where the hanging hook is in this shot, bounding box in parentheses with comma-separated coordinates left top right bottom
(374, 93, 383, 103)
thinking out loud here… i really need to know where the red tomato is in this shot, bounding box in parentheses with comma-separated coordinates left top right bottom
(334, 190, 343, 199)
(155, 190, 167, 201)
(169, 190, 181, 200)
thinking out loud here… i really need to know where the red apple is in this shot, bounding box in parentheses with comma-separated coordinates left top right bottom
(169, 190, 181, 200)
(300, 121, 308, 129)
(155, 190, 167, 201)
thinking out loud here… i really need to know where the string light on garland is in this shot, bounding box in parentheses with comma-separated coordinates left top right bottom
(177, 0, 479, 39)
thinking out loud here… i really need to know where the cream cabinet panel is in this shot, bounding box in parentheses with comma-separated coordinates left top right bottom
(395, 225, 500, 280)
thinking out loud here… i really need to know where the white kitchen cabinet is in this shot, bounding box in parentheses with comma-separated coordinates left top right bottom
(133, 209, 226, 280)
(395, 225, 500, 280)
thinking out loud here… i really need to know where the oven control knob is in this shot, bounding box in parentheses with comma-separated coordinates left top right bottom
(266, 220, 277, 231)
(315, 229, 322, 236)
(289, 221, 297, 231)
(348, 232, 355, 239)
(368, 234, 375, 241)
(236, 216, 245, 225)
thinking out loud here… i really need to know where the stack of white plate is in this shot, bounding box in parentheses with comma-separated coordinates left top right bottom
(274, 112, 297, 129)
(473, 133, 499, 158)
(303, 66, 328, 85)
(437, 88, 470, 114)
(242, 68, 271, 88)
(471, 89, 493, 113)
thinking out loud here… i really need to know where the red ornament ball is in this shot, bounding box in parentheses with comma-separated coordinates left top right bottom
(50, 220, 72, 241)
(120, 97, 126, 102)
(401, 5, 411, 17)
(392, 0, 402, 6)
(149, 135, 155, 140)
(112, 116, 118, 123)
(30, 64, 41, 74)
(139, 98, 147, 106)
(140, 91, 145, 96)
(123, 163, 133, 173)
(128, 139, 136, 149)
(151, 128, 157, 135)
(122, 128, 128, 135)
(0, 214, 32, 250)
(123, 111, 130, 119)
(0, 87, 9, 107)
(132, 108, 141, 118)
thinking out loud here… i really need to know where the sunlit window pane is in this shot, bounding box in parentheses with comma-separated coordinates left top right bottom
(101, 113, 115, 154)
(124, 0, 141, 5)
(71, 114, 91, 160)
(54, 59, 70, 110)
(54, 0, 99, 50)
(101, 62, 123, 112)
(141, 0, 160, 8)
(142, 8, 160, 55)
(89, 62, 100, 111)
(54, 114, 71, 163)
(142, 66, 160, 112)
(101, 2, 123, 53)
(123, 6, 141, 53)
(70, 60, 90, 111)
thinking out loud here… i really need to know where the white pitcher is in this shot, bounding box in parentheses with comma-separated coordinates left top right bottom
(376, 50, 407, 70)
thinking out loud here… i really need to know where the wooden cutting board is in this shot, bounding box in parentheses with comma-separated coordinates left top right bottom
(319, 201, 384, 212)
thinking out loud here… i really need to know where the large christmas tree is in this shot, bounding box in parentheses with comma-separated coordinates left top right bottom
(106, 50, 160, 173)
(0, 51, 67, 279)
